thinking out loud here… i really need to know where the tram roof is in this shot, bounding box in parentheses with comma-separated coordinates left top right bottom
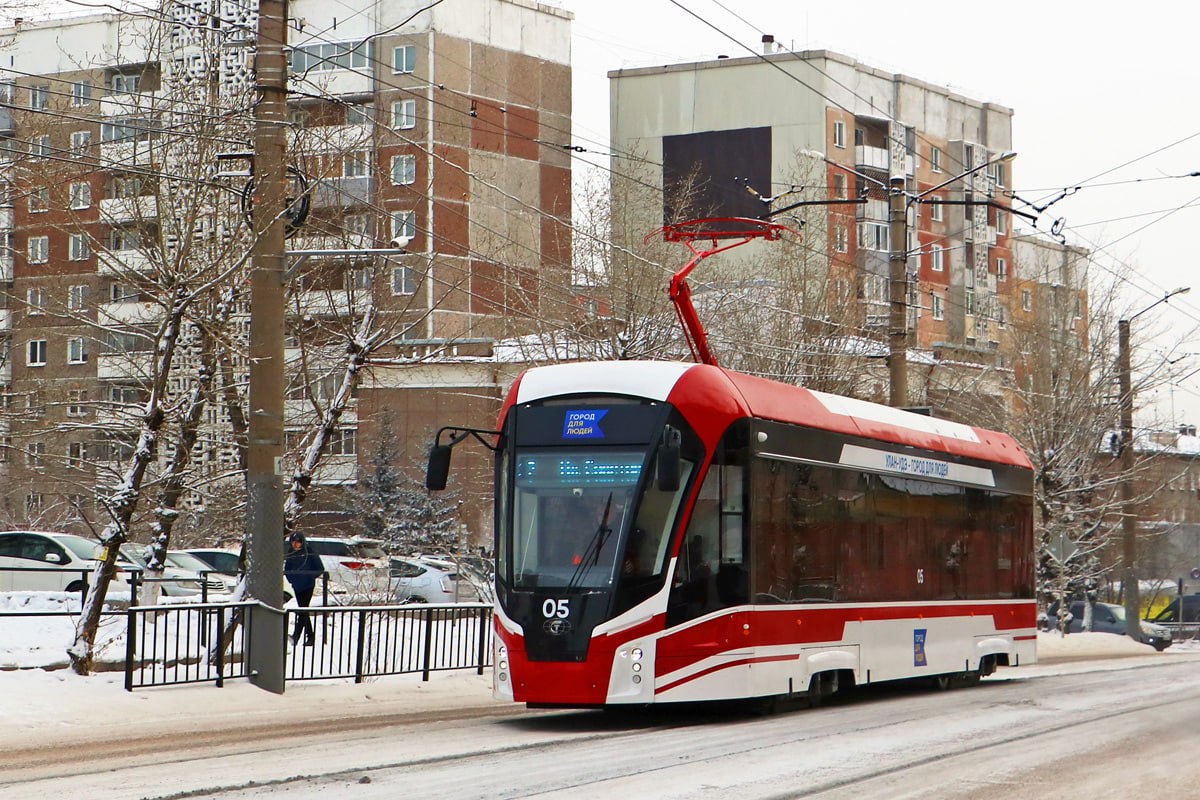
(510, 361, 1032, 470)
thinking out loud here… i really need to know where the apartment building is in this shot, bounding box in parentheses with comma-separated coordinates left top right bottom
(0, 0, 572, 541)
(608, 46, 1057, 405)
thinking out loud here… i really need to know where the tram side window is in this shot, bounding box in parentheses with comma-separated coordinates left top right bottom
(667, 427, 748, 625)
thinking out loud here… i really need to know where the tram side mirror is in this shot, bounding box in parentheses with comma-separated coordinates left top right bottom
(426, 444, 452, 491)
(656, 426, 682, 492)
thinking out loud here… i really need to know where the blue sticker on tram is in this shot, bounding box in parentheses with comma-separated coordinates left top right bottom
(563, 409, 608, 439)
(914, 628, 928, 667)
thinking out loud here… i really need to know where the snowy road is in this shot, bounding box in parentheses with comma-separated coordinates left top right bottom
(6, 657, 1200, 800)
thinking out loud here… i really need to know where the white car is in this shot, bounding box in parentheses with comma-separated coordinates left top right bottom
(301, 537, 390, 602)
(166, 551, 237, 595)
(119, 545, 229, 598)
(0, 530, 138, 598)
(390, 556, 485, 604)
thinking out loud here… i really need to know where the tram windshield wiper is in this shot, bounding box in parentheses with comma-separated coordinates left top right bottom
(565, 493, 613, 592)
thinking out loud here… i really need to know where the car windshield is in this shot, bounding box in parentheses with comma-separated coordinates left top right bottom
(55, 534, 105, 561)
(308, 540, 385, 560)
(166, 552, 214, 572)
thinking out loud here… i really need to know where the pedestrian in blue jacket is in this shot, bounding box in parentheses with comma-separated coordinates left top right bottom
(284, 532, 324, 645)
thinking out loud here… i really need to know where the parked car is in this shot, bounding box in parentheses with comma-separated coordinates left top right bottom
(301, 536, 390, 601)
(0, 530, 138, 597)
(186, 548, 241, 577)
(119, 544, 228, 597)
(390, 556, 485, 604)
(1045, 600, 1173, 651)
(166, 551, 237, 594)
(1148, 593, 1200, 624)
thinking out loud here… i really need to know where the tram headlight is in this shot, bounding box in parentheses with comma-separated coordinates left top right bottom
(499, 659, 508, 670)
(498, 644, 507, 658)
(631, 647, 643, 661)
(631, 662, 641, 673)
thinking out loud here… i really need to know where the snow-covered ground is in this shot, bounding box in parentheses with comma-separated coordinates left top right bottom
(3, 590, 1199, 757)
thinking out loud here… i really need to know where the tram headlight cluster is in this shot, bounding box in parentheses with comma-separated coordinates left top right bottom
(619, 645, 646, 684)
(497, 644, 508, 681)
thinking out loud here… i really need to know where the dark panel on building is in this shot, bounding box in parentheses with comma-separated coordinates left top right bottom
(662, 127, 771, 227)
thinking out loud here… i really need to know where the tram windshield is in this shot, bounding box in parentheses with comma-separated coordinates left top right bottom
(506, 447, 696, 594)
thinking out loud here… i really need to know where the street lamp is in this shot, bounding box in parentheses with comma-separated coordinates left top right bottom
(1118, 286, 1191, 639)
(888, 151, 1017, 407)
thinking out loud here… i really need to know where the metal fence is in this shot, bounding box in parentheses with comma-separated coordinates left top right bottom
(121, 601, 493, 690)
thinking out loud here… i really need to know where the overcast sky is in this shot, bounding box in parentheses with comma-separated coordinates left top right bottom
(563, 0, 1200, 428)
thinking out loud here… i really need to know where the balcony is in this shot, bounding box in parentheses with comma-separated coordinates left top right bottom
(0, 253, 12, 282)
(312, 455, 358, 485)
(100, 139, 156, 169)
(99, 300, 164, 326)
(0, 360, 10, 383)
(294, 289, 369, 318)
(292, 69, 373, 98)
(98, 351, 154, 381)
(0, 107, 12, 135)
(99, 195, 158, 223)
(285, 399, 357, 425)
(98, 249, 155, 276)
(310, 177, 373, 209)
(856, 198, 887, 222)
(0, 308, 10, 330)
(100, 91, 163, 117)
(0, 207, 11, 231)
(855, 145, 888, 171)
(288, 233, 375, 254)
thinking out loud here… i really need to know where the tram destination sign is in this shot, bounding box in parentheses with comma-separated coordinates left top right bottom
(839, 444, 996, 488)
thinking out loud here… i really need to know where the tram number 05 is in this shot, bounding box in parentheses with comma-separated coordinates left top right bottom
(542, 598, 570, 619)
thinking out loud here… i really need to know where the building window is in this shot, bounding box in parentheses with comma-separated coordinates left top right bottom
(995, 162, 1007, 187)
(391, 210, 416, 240)
(68, 388, 89, 416)
(110, 228, 141, 251)
(833, 173, 848, 200)
(834, 225, 848, 253)
(391, 154, 416, 185)
(345, 213, 372, 237)
(71, 80, 92, 106)
(26, 493, 44, 516)
(30, 85, 49, 110)
(70, 182, 92, 209)
(391, 265, 416, 295)
(1074, 295, 1082, 319)
(289, 41, 371, 73)
(30, 135, 51, 157)
(326, 428, 357, 456)
(109, 175, 143, 198)
(392, 99, 417, 130)
(68, 284, 90, 311)
(931, 245, 944, 272)
(929, 196, 943, 222)
(998, 304, 1007, 328)
(343, 150, 370, 179)
(965, 288, 976, 316)
(71, 130, 92, 155)
(29, 187, 49, 213)
(996, 209, 1008, 235)
(110, 282, 135, 302)
(27, 237, 49, 264)
(69, 233, 91, 261)
(393, 44, 416, 74)
(930, 146, 942, 173)
(346, 103, 373, 126)
(1022, 288, 1032, 312)
(27, 287, 45, 315)
(833, 120, 846, 149)
(68, 337, 89, 364)
(932, 293, 944, 320)
(27, 339, 47, 367)
(857, 221, 889, 252)
(68, 441, 87, 468)
(110, 73, 141, 93)
(996, 257, 1008, 282)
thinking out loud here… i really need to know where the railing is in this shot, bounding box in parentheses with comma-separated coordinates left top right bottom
(286, 603, 492, 683)
(125, 601, 255, 690)
(0, 565, 227, 606)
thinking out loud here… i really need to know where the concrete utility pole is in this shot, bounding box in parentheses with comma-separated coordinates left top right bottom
(1118, 287, 1190, 641)
(887, 174, 908, 407)
(246, 0, 289, 694)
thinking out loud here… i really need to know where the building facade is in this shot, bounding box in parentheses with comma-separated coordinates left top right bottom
(0, 0, 572, 543)
(607, 46, 1076, 408)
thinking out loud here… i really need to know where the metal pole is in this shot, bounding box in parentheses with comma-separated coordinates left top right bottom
(246, 0, 289, 694)
(1119, 318, 1141, 640)
(888, 174, 908, 407)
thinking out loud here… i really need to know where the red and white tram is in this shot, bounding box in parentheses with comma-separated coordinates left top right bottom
(431, 359, 1036, 707)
